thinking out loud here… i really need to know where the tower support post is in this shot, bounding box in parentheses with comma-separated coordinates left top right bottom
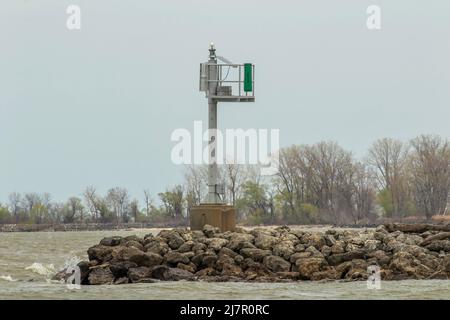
(191, 43, 254, 232)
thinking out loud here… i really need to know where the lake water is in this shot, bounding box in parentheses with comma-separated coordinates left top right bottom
(0, 230, 449, 300)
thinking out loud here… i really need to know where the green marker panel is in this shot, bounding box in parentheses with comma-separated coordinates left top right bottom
(244, 63, 253, 92)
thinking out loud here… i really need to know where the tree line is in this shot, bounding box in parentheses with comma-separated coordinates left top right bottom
(0, 135, 449, 225)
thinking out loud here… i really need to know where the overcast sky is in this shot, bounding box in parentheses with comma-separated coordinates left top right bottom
(1, 0, 449, 203)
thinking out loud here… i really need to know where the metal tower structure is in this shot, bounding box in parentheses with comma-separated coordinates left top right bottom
(190, 43, 255, 232)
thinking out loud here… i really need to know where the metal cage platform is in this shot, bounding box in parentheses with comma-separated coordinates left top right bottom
(200, 63, 255, 102)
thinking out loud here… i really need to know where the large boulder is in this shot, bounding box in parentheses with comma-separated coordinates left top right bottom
(145, 241, 170, 256)
(240, 248, 272, 262)
(263, 255, 291, 273)
(112, 247, 162, 267)
(300, 233, 326, 250)
(157, 230, 185, 250)
(363, 240, 381, 252)
(178, 240, 195, 253)
(165, 251, 190, 265)
(254, 234, 278, 250)
(221, 263, 244, 277)
(192, 242, 207, 252)
(177, 262, 196, 273)
(139, 252, 164, 267)
(124, 235, 144, 244)
(202, 254, 218, 268)
(219, 247, 238, 258)
(295, 257, 327, 279)
(87, 245, 114, 262)
(426, 240, 450, 252)
(203, 224, 220, 238)
(326, 250, 366, 266)
(367, 250, 391, 266)
(389, 251, 432, 278)
(163, 268, 195, 281)
(88, 267, 114, 285)
(344, 259, 368, 280)
(289, 251, 312, 263)
(109, 261, 138, 278)
(205, 238, 229, 251)
(310, 268, 338, 281)
(272, 241, 295, 260)
(443, 255, 450, 273)
(331, 240, 346, 254)
(127, 266, 153, 282)
(100, 236, 123, 246)
(125, 240, 144, 252)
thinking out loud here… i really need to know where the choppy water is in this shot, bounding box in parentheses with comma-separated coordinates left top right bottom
(0, 230, 449, 300)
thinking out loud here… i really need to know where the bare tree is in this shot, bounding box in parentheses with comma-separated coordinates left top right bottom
(130, 199, 140, 222)
(65, 197, 85, 223)
(222, 163, 248, 206)
(23, 192, 41, 215)
(8, 192, 22, 223)
(367, 138, 410, 218)
(159, 185, 184, 219)
(409, 135, 450, 219)
(83, 186, 109, 222)
(143, 189, 153, 217)
(276, 145, 303, 217)
(183, 165, 207, 216)
(351, 163, 377, 223)
(106, 187, 130, 224)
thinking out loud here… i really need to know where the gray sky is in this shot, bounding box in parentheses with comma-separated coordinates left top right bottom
(1, 0, 449, 203)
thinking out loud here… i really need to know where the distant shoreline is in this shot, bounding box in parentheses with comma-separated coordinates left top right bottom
(1, 220, 448, 233)
(0, 222, 185, 233)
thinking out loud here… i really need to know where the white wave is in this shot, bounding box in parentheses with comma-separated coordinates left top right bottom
(25, 262, 56, 276)
(0, 275, 17, 282)
(62, 256, 82, 269)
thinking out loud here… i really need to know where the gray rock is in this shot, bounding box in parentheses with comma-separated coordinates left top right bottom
(87, 245, 114, 262)
(125, 240, 144, 251)
(300, 233, 326, 249)
(234, 254, 244, 264)
(202, 254, 218, 268)
(138, 252, 163, 267)
(272, 241, 295, 260)
(363, 240, 381, 252)
(203, 224, 220, 238)
(128, 267, 152, 282)
(254, 234, 278, 250)
(240, 248, 272, 262)
(295, 257, 327, 279)
(114, 277, 130, 285)
(289, 251, 312, 263)
(321, 245, 332, 257)
(367, 250, 391, 266)
(165, 251, 190, 265)
(206, 238, 229, 251)
(178, 240, 195, 253)
(326, 250, 366, 266)
(150, 265, 170, 279)
(263, 255, 291, 272)
(145, 241, 170, 256)
(124, 235, 143, 244)
(109, 261, 138, 278)
(426, 240, 450, 252)
(331, 240, 346, 254)
(163, 268, 195, 281)
(88, 267, 114, 285)
(219, 247, 238, 258)
(100, 236, 123, 246)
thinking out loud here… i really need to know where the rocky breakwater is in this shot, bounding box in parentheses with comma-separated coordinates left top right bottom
(53, 224, 450, 285)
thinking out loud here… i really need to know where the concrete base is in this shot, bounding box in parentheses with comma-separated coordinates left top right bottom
(190, 203, 236, 232)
